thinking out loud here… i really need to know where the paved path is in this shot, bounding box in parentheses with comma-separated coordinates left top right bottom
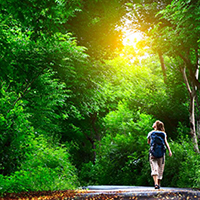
(77, 185, 200, 199)
(2, 185, 200, 200)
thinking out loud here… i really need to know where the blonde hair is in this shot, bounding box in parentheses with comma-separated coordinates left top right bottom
(155, 120, 165, 132)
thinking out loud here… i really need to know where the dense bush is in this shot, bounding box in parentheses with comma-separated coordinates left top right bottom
(79, 104, 155, 186)
(0, 135, 79, 194)
(79, 113, 200, 189)
(163, 134, 200, 188)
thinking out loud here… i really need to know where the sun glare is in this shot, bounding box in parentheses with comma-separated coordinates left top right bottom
(122, 30, 143, 47)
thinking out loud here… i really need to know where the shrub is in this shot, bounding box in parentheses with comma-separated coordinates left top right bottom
(0, 135, 79, 194)
(162, 130, 200, 188)
(79, 108, 155, 186)
(80, 113, 200, 189)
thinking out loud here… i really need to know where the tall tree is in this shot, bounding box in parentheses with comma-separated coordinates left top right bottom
(0, 0, 90, 174)
(154, 0, 200, 152)
(128, 0, 200, 152)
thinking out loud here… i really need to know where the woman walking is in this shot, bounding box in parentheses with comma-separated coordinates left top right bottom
(147, 120, 172, 189)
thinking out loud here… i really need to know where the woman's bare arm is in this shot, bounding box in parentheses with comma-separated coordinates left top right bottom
(164, 136, 172, 156)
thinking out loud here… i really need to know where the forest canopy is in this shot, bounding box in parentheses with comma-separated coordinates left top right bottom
(1, 0, 200, 194)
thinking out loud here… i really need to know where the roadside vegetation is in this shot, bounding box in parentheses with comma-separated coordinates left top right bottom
(1, 0, 200, 194)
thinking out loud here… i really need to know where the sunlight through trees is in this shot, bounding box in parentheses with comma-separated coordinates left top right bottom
(0, 0, 200, 195)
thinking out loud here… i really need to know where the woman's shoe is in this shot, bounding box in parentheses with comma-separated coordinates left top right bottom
(155, 184, 160, 189)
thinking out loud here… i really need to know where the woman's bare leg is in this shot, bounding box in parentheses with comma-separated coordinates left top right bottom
(153, 175, 158, 185)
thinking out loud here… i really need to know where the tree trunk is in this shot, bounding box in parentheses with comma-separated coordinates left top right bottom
(158, 51, 167, 83)
(181, 66, 199, 153)
(189, 92, 199, 152)
(83, 112, 99, 164)
(197, 120, 200, 140)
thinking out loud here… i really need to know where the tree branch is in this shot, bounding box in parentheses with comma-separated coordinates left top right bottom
(179, 52, 200, 89)
(180, 65, 192, 95)
(195, 48, 199, 70)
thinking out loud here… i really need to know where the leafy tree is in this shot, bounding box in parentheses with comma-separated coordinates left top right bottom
(147, 0, 200, 152)
(101, 55, 187, 137)
(1, 0, 199, 191)
(80, 107, 154, 186)
(1, 0, 82, 37)
(68, 0, 128, 59)
(0, 0, 87, 184)
(78, 53, 186, 185)
(126, 0, 200, 152)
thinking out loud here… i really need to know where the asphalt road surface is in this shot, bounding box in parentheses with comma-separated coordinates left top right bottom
(78, 185, 200, 199)
(2, 185, 200, 200)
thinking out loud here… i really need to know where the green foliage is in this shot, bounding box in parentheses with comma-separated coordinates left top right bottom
(103, 101, 154, 136)
(0, 0, 199, 194)
(147, 0, 200, 57)
(80, 120, 200, 189)
(80, 108, 155, 186)
(163, 137, 200, 188)
(0, 84, 31, 174)
(126, 0, 172, 33)
(0, 135, 78, 194)
(156, 123, 200, 188)
(100, 55, 168, 113)
(68, 0, 127, 59)
(0, 0, 82, 36)
(0, 0, 87, 194)
(24, 69, 70, 136)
